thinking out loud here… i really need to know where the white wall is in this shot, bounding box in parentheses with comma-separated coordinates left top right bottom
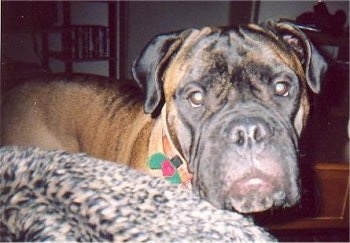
(127, 1, 231, 78)
(258, 1, 349, 25)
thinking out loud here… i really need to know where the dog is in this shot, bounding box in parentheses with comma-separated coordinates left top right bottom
(1, 19, 327, 213)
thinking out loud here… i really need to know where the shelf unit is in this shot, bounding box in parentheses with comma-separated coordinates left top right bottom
(41, 2, 127, 80)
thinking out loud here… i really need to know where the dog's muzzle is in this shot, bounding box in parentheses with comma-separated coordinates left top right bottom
(192, 111, 300, 213)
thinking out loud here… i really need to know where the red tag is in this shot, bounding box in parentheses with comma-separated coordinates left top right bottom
(161, 160, 175, 177)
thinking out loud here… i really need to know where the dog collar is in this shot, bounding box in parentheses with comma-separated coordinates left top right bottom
(148, 133, 192, 188)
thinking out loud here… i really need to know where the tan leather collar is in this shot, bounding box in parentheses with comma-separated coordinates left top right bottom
(148, 105, 192, 188)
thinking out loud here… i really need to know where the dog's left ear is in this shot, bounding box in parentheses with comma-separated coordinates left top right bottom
(262, 20, 328, 93)
(132, 29, 195, 115)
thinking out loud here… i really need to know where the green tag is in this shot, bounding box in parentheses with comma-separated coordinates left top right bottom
(166, 171, 181, 184)
(149, 153, 167, 169)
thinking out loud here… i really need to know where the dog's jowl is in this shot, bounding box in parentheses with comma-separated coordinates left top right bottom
(1, 20, 327, 213)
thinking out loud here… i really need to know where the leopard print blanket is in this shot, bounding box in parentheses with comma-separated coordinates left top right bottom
(0, 146, 275, 242)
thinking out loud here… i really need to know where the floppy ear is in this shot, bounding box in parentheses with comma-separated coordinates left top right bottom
(132, 29, 195, 115)
(262, 19, 328, 93)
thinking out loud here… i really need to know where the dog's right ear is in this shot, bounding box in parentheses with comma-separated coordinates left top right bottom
(132, 29, 195, 115)
(261, 19, 328, 94)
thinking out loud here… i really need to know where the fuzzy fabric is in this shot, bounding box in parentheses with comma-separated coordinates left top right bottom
(0, 146, 275, 242)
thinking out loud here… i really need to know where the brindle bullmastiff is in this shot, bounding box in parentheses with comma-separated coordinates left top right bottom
(1, 20, 327, 213)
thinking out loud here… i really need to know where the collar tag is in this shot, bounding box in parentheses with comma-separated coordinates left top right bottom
(148, 152, 192, 188)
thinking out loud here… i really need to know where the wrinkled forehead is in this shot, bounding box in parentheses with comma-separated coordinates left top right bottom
(164, 26, 302, 95)
(182, 28, 297, 81)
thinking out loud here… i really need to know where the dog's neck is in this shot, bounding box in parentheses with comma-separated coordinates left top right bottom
(148, 105, 192, 188)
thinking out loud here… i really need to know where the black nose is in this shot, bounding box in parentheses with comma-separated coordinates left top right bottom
(226, 118, 270, 147)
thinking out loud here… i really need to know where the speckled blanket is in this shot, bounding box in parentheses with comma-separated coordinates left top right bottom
(0, 146, 275, 242)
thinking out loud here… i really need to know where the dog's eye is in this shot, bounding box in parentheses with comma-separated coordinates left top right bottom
(188, 91, 204, 107)
(274, 81, 290, 97)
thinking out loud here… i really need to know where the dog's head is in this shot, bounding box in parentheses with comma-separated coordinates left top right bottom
(132, 20, 327, 213)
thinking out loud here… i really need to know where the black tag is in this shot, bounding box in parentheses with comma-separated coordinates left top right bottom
(170, 155, 182, 168)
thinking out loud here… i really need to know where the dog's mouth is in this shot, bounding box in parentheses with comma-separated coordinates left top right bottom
(224, 171, 288, 213)
(191, 141, 300, 213)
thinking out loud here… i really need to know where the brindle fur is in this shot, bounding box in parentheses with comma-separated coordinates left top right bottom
(1, 20, 327, 213)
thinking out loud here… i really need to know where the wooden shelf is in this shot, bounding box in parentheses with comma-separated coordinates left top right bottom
(41, 2, 125, 79)
(266, 162, 349, 230)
